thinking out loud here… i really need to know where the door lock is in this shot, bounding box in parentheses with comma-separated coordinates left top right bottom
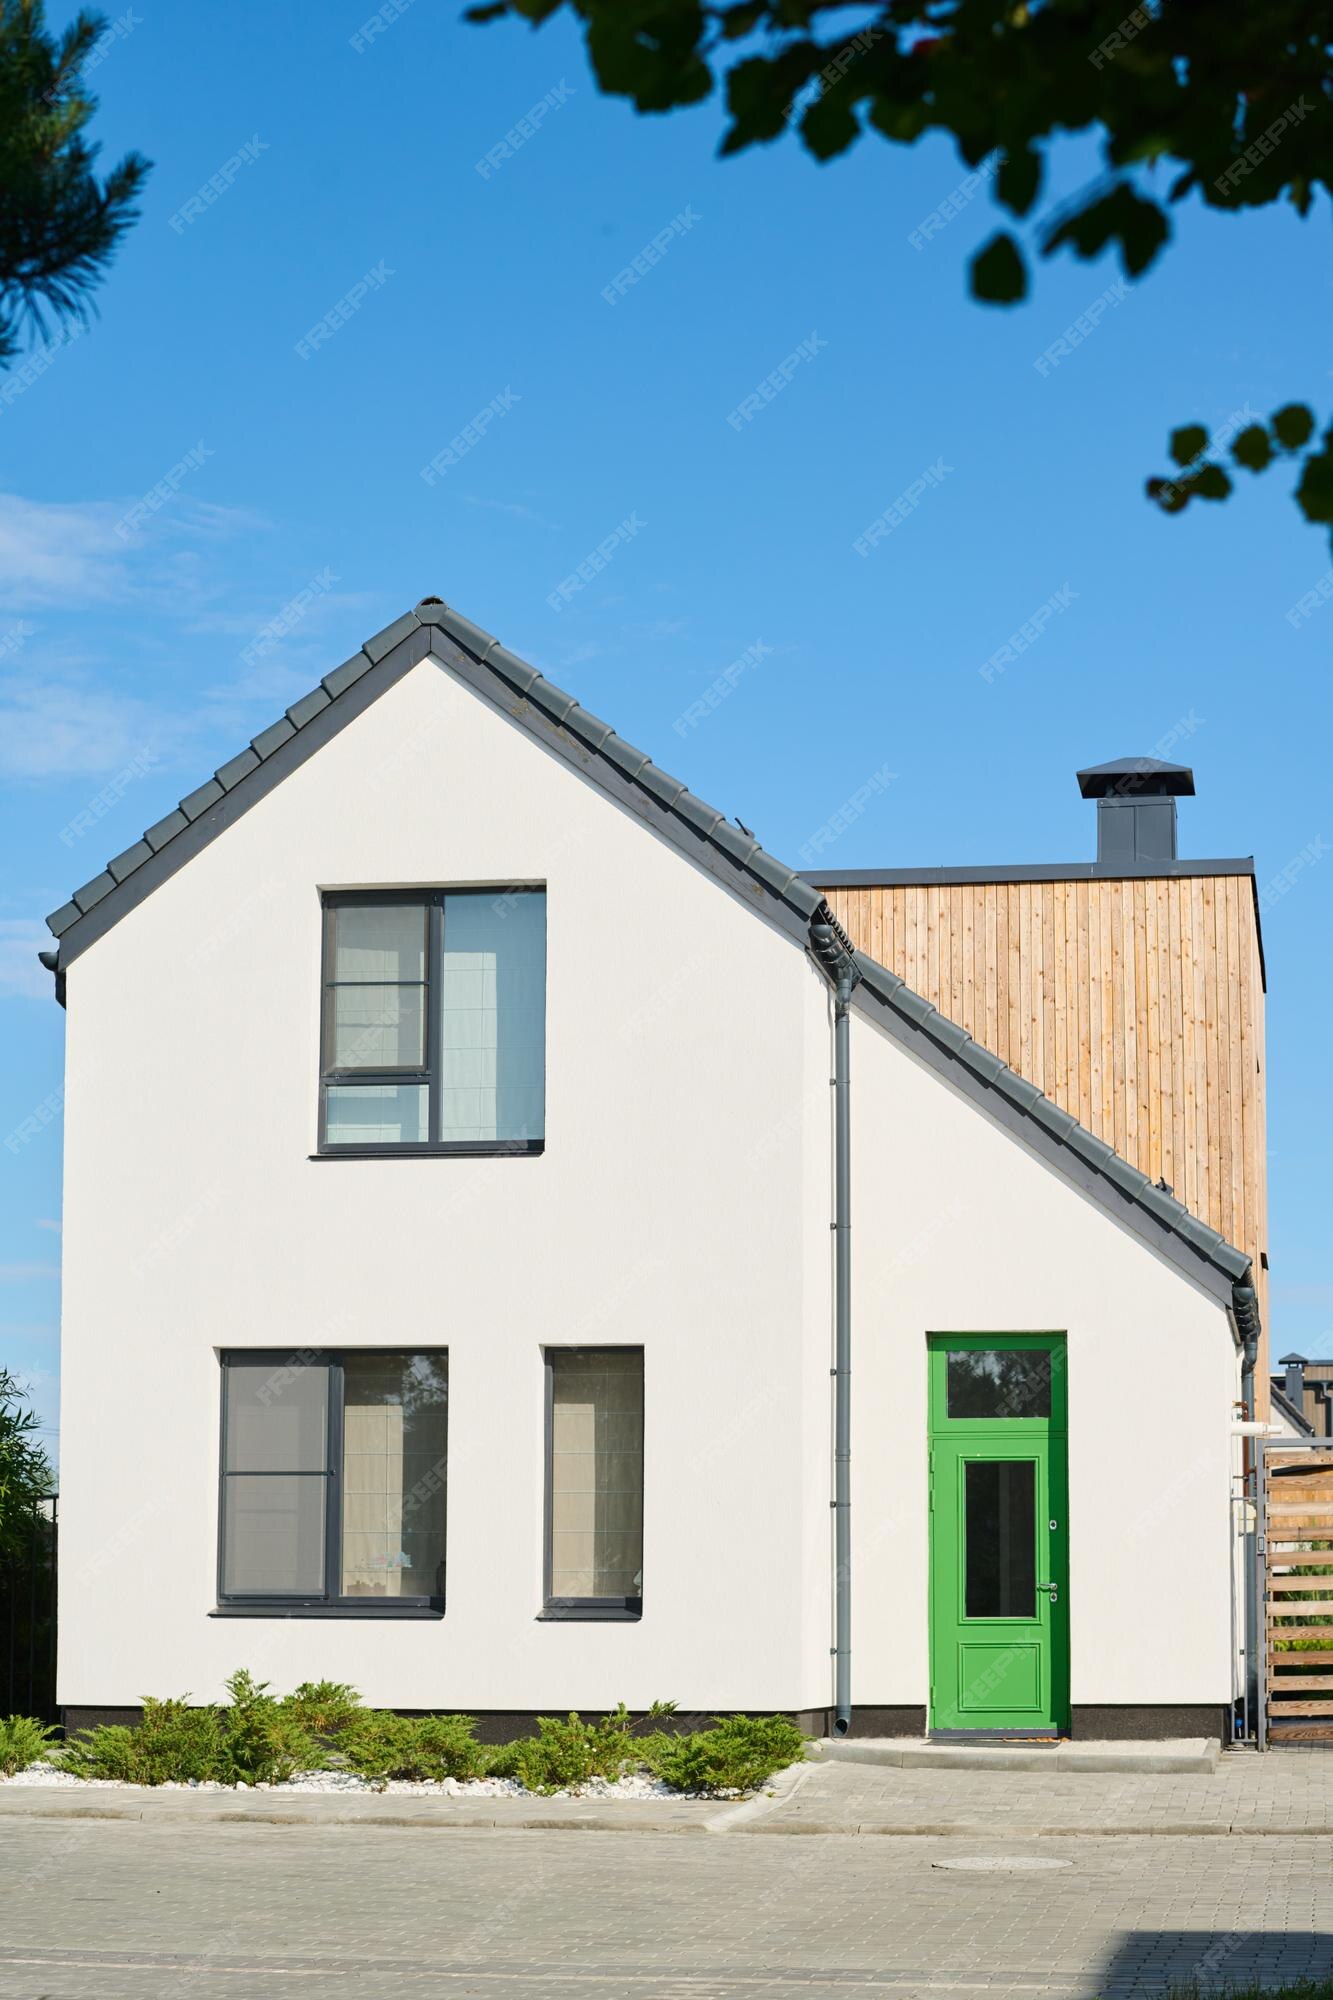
(1036, 1581, 1059, 1601)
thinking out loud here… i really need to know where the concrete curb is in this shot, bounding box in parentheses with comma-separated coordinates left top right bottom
(807, 1738, 1220, 1776)
(3, 1799, 1330, 1838)
(704, 1759, 814, 1835)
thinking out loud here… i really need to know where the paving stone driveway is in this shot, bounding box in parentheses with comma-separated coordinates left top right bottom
(768, 1749, 1333, 1835)
(0, 1752, 1320, 2000)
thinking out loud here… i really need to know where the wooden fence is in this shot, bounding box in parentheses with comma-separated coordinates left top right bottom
(1261, 1441, 1333, 1743)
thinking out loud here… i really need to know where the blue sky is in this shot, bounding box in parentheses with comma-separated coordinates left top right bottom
(2, 1, 1330, 1462)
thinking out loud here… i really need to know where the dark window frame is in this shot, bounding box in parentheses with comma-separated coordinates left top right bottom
(541, 1346, 644, 1623)
(215, 1348, 447, 1618)
(317, 887, 547, 1160)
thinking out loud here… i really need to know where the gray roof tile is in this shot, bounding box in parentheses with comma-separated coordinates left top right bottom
(252, 718, 297, 760)
(215, 749, 261, 792)
(180, 780, 225, 821)
(72, 872, 117, 913)
(46, 901, 82, 936)
(362, 612, 421, 664)
(322, 653, 373, 698)
(107, 841, 153, 883)
(286, 687, 332, 729)
(144, 810, 189, 852)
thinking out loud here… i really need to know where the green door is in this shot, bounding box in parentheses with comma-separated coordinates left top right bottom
(928, 1335, 1069, 1736)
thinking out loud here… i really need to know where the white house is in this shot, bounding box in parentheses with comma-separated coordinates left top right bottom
(42, 597, 1261, 1742)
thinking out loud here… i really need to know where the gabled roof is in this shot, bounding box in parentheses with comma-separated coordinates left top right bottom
(44, 595, 1252, 1304)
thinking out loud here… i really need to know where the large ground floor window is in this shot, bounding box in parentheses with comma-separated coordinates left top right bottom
(217, 1350, 448, 1615)
(544, 1347, 644, 1619)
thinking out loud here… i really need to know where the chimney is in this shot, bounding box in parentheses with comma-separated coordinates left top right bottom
(1280, 1352, 1309, 1416)
(1076, 756, 1196, 867)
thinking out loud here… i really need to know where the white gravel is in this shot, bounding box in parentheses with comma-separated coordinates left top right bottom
(1, 1763, 693, 1799)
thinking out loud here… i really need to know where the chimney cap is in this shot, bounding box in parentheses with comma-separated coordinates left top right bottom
(1280, 1352, 1311, 1366)
(1077, 756, 1196, 800)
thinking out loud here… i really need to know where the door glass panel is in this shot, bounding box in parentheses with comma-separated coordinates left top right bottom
(965, 1460, 1036, 1617)
(947, 1348, 1051, 1419)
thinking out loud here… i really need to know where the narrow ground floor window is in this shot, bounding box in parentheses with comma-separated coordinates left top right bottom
(545, 1348, 643, 1618)
(218, 1350, 447, 1613)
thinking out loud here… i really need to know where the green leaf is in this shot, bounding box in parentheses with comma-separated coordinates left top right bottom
(970, 232, 1026, 305)
(997, 146, 1041, 219)
(1193, 464, 1232, 502)
(1169, 424, 1208, 467)
(1044, 183, 1168, 280)
(1272, 404, 1315, 450)
(1146, 476, 1189, 516)
(1296, 443, 1333, 526)
(1231, 425, 1273, 473)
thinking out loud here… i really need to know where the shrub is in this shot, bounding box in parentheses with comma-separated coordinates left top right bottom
(285, 1680, 362, 1737)
(60, 1674, 323, 1787)
(640, 1714, 805, 1796)
(61, 1698, 221, 1785)
(338, 1711, 485, 1784)
(487, 1706, 657, 1794)
(0, 1714, 58, 1777)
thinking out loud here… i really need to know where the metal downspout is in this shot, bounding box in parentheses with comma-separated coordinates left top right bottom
(1233, 1279, 1262, 1747)
(832, 965, 854, 1735)
(810, 910, 860, 1738)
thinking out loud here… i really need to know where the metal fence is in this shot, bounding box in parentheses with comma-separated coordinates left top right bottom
(0, 1494, 58, 1722)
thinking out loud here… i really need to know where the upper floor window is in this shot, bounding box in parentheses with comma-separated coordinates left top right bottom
(319, 889, 546, 1155)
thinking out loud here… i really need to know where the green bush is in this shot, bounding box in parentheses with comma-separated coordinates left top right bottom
(0, 1714, 58, 1777)
(338, 1711, 485, 1783)
(640, 1714, 805, 1796)
(60, 1674, 322, 1787)
(488, 1711, 627, 1793)
(43, 1675, 803, 1796)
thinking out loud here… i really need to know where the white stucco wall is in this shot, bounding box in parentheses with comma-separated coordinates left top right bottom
(57, 656, 830, 1712)
(848, 1007, 1239, 1710)
(55, 650, 1239, 1717)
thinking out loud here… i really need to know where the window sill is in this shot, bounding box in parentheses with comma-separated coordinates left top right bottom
(310, 1141, 544, 1160)
(211, 1604, 444, 1620)
(537, 1604, 642, 1623)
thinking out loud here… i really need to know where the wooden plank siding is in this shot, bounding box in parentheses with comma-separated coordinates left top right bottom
(823, 874, 1268, 1407)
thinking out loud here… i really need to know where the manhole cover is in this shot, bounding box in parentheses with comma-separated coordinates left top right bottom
(932, 1856, 1072, 1871)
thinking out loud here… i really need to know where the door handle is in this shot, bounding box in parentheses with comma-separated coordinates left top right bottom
(1036, 1581, 1058, 1600)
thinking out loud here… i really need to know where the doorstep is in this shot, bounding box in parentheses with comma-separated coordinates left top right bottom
(807, 1737, 1220, 1774)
